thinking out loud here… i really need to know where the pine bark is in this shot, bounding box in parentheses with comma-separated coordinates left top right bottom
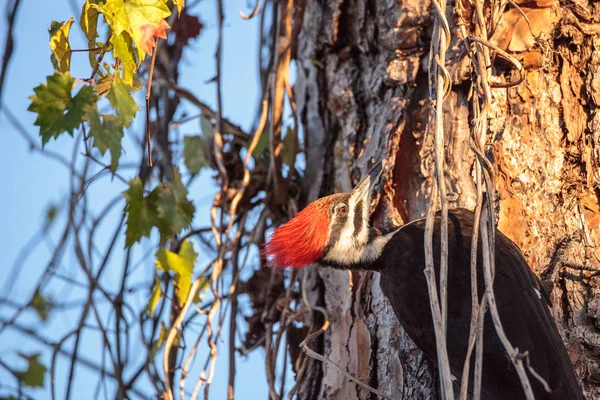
(294, 0, 600, 398)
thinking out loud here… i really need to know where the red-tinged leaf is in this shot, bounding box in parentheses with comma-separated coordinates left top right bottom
(93, 0, 171, 61)
(139, 18, 170, 54)
(173, 13, 203, 45)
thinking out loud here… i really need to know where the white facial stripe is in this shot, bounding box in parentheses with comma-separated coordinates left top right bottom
(325, 203, 363, 264)
(323, 230, 395, 265)
(323, 194, 393, 266)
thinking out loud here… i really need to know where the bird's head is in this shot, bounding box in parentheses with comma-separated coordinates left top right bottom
(265, 161, 388, 269)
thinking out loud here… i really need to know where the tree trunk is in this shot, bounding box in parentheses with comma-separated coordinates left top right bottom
(294, 0, 600, 398)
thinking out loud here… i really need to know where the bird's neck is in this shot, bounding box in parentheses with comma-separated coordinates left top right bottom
(320, 228, 397, 271)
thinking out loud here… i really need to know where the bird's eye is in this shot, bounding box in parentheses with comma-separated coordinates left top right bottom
(336, 205, 348, 216)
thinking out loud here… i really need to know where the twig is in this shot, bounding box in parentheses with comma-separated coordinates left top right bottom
(425, 0, 455, 396)
(240, 0, 262, 20)
(480, 211, 536, 399)
(145, 37, 160, 166)
(268, 0, 293, 206)
(163, 279, 203, 400)
(227, 247, 240, 400)
(299, 311, 393, 400)
(156, 80, 249, 141)
(460, 161, 485, 400)
(212, 0, 228, 191)
(0, 0, 22, 117)
(226, 98, 269, 232)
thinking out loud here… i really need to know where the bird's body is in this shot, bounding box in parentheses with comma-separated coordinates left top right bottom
(374, 209, 582, 399)
(265, 162, 583, 399)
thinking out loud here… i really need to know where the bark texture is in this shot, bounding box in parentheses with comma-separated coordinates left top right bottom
(295, 0, 600, 398)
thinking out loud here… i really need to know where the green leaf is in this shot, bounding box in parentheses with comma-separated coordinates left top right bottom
(86, 105, 124, 170)
(49, 18, 74, 72)
(155, 240, 197, 305)
(43, 203, 59, 232)
(72, 86, 98, 121)
(156, 169, 195, 240)
(94, 0, 171, 63)
(15, 353, 47, 388)
(28, 72, 98, 145)
(132, 74, 144, 92)
(200, 116, 214, 139)
(30, 290, 53, 321)
(183, 135, 206, 175)
(192, 277, 209, 304)
(123, 169, 195, 247)
(252, 131, 269, 158)
(123, 177, 160, 247)
(107, 74, 140, 127)
(149, 321, 168, 361)
(147, 274, 163, 317)
(80, 0, 101, 67)
(282, 126, 298, 167)
(95, 71, 114, 96)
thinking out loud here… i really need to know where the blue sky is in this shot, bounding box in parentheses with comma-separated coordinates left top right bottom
(0, 0, 279, 398)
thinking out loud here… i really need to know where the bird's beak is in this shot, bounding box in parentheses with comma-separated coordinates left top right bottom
(349, 160, 384, 203)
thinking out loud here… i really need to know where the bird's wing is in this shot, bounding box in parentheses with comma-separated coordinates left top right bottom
(379, 208, 582, 399)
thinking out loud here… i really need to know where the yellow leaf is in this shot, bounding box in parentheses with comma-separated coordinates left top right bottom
(155, 240, 197, 306)
(49, 18, 74, 73)
(174, 0, 184, 17)
(80, 0, 101, 67)
(93, 0, 171, 63)
(147, 274, 163, 317)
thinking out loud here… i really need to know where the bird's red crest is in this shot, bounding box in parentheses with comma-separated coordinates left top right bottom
(264, 197, 332, 268)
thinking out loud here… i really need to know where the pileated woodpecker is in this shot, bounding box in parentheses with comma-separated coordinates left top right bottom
(265, 161, 583, 399)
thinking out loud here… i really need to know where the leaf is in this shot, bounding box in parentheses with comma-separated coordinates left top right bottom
(43, 203, 59, 232)
(156, 169, 195, 240)
(178, 240, 198, 267)
(155, 243, 195, 277)
(111, 31, 138, 86)
(174, 0, 184, 17)
(149, 321, 168, 360)
(157, 321, 168, 348)
(192, 277, 209, 304)
(15, 353, 47, 388)
(183, 135, 206, 175)
(155, 240, 197, 305)
(200, 116, 214, 138)
(123, 169, 195, 247)
(94, 0, 171, 62)
(147, 274, 163, 317)
(281, 126, 298, 167)
(95, 71, 114, 96)
(173, 13, 203, 45)
(28, 72, 98, 145)
(49, 18, 74, 72)
(132, 74, 144, 92)
(138, 17, 170, 55)
(86, 105, 124, 170)
(31, 290, 53, 321)
(252, 130, 269, 158)
(106, 74, 140, 127)
(80, 0, 101, 66)
(123, 177, 160, 247)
